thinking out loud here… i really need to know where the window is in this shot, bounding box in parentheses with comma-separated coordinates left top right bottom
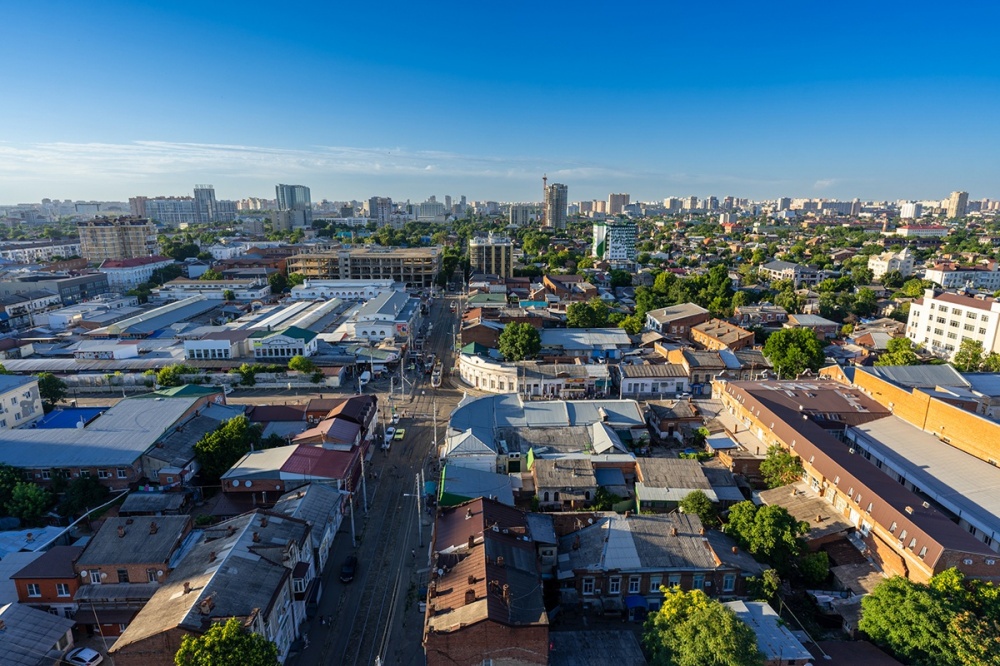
(936, 316, 946, 324)
(723, 574, 736, 592)
(116, 468, 128, 479)
(649, 575, 662, 593)
(981, 328, 988, 335)
(965, 323, 976, 331)
(90, 571, 101, 584)
(908, 538, 917, 550)
(899, 530, 907, 542)
(97, 469, 109, 479)
(117, 569, 129, 583)
(147, 569, 157, 583)
(119, 624, 128, 632)
(692, 574, 704, 589)
(56, 583, 70, 597)
(889, 521, 897, 533)
(608, 576, 622, 595)
(582, 578, 595, 595)
(667, 574, 681, 588)
(41, 469, 51, 480)
(628, 576, 641, 594)
(293, 578, 306, 593)
(947, 332, 957, 340)
(27, 583, 41, 597)
(934, 328, 944, 336)
(919, 546, 928, 559)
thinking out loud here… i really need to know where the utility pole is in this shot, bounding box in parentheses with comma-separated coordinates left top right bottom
(359, 444, 368, 514)
(349, 493, 356, 547)
(414, 473, 423, 547)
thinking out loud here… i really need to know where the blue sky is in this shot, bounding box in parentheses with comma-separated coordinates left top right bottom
(2, 1, 999, 203)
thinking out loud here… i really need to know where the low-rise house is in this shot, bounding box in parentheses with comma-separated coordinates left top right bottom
(423, 498, 549, 666)
(760, 260, 819, 287)
(0, 289, 63, 331)
(0, 601, 77, 665)
(723, 601, 812, 666)
(644, 303, 711, 337)
(733, 303, 788, 327)
(646, 399, 701, 440)
(924, 261, 1000, 290)
(690, 319, 755, 351)
(532, 458, 598, 510)
(183, 330, 252, 361)
(558, 513, 765, 618)
(110, 510, 312, 665)
(221, 443, 365, 501)
(758, 482, 855, 550)
(73, 516, 193, 637)
(618, 362, 689, 398)
(292, 416, 361, 448)
(538, 328, 633, 360)
(11, 545, 83, 619)
(438, 464, 515, 507)
(634, 458, 743, 511)
(98, 256, 175, 290)
(784, 313, 840, 339)
(663, 348, 728, 396)
(348, 289, 421, 341)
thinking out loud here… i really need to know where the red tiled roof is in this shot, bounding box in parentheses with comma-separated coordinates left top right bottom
(280, 444, 357, 480)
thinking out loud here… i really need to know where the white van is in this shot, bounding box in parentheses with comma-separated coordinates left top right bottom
(358, 371, 371, 387)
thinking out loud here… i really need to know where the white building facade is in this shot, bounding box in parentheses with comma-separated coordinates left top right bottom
(906, 289, 1000, 358)
(867, 248, 915, 280)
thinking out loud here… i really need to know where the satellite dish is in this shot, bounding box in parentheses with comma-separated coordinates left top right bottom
(244, 480, 252, 488)
(157, 570, 164, 577)
(100, 572, 108, 579)
(80, 571, 88, 578)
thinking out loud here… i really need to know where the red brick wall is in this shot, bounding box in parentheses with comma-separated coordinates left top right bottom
(14, 577, 78, 604)
(424, 620, 548, 666)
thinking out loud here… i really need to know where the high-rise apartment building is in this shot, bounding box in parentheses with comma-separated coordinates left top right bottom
(664, 197, 681, 213)
(607, 193, 630, 215)
(705, 196, 719, 211)
(193, 185, 217, 223)
(777, 197, 792, 211)
(368, 197, 393, 226)
(544, 183, 568, 229)
(900, 202, 923, 219)
(78, 216, 158, 261)
(469, 233, 515, 278)
(592, 220, 638, 265)
(276, 184, 313, 227)
(906, 289, 1000, 359)
(684, 196, 698, 211)
(509, 204, 533, 226)
(948, 191, 969, 219)
(578, 201, 594, 214)
(144, 197, 197, 226)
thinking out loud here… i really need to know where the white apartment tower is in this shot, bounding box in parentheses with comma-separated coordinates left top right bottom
(906, 289, 1000, 359)
(948, 191, 969, 219)
(592, 220, 638, 265)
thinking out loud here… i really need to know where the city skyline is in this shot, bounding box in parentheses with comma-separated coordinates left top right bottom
(2, 2, 999, 202)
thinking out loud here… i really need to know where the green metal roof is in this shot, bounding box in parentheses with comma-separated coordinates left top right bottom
(141, 384, 224, 398)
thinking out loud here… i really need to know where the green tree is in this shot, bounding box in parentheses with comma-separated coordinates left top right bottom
(6, 481, 53, 525)
(498, 322, 541, 362)
(644, 588, 764, 666)
(797, 550, 830, 586)
(57, 476, 110, 517)
(0, 463, 22, 510)
(199, 268, 223, 281)
(983, 352, 1000, 372)
(35, 373, 67, 411)
(952, 338, 986, 372)
(746, 569, 781, 604)
(853, 287, 878, 317)
(762, 328, 825, 379)
(859, 574, 959, 666)
(287, 355, 316, 373)
(0, 363, 10, 374)
(194, 416, 263, 482)
(222, 289, 235, 302)
(156, 364, 196, 388)
(268, 272, 288, 294)
(287, 273, 305, 287)
(566, 298, 610, 328)
(759, 445, 804, 488)
(679, 490, 718, 527)
(881, 269, 905, 288)
(900, 278, 930, 298)
(175, 617, 279, 666)
(618, 314, 643, 335)
(874, 337, 921, 366)
(725, 501, 809, 574)
(609, 269, 632, 288)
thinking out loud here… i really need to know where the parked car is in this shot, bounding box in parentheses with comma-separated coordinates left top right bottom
(340, 555, 358, 583)
(394, 428, 406, 441)
(66, 648, 104, 666)
(384, 427, 396, 443)
(391, 412, 400, 424)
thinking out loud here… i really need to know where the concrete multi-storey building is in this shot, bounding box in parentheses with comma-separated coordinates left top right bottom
(0, 239, 82, 263)
(760, 260, 819, 287)
(924, 262, 1000, 291)
(78, 216, 158, 261)
(948, 190, 969, 218)
(544, 182, 568, 229)
(899, 202, 923, 219)
(276, 183, 312, 228)
(906, 288, 1000, 358)
(896, 224, 950, 238)
(607, 192, 630, 215)
(287, 246, 441, 288)
(368, 196, 393, 225)
(98, 255, 175, 290)
(592, 220, 637, 265)
(469, 233, 514, 278)
(867, 248, 914, 280)
(508, 204, 533, 226)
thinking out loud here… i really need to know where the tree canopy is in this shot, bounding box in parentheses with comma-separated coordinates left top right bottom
(952, 338, 986, 373)
(498, 322, 541, 362)
(644, 587, 764, 666)
(759, 445, 804, 488)
(175, 617, 279, 666)
(35, 373, 67, 411)
(762, 328, 825, 379)
(194, 416, 263, 482)
(679, 490, 718, 527)
(287, 355, 316, 373)
(566, 298, 610, 328)
(859, 568, 1000, 666)
(724, 501, 809, 575)
(874, 337, 921, 366)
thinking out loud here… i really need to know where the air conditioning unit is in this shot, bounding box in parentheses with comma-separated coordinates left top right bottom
(508, 452, 520, 460)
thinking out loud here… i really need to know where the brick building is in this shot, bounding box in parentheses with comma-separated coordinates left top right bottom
(12, 545, 84, 619)
(644, 302, 711, 337)
(690, 318, 755, 351)
(423, 498, 549, 666)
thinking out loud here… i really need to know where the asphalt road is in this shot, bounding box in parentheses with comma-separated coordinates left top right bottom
(291, 295, 465, 666)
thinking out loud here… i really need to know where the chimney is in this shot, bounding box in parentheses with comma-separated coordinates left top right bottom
(117, 525, 126, 538)
(731, 546, 738, 555)
(253, 532, 261, 543)
(468, 574, 476, 585)
(183, 581, 191, 594)
(465, 589, 476, 604)
(698, 527, 705, 536)
(573, 535, 581, 551)
(468, 534, 475, 550)
(260, 515, 269, 528)
(815, 514, 823, 523)
(226, 525, 236, 537)
(670, 526, 678, 537)
(502, 584, 510, 606)
(25, 533, 33, 543)
(149, 521, 159, 535)
(428, 582, 437, 598)
(496, 556, 505, 567)
(209, 551, 217, 563)
(466, 508, 473, 520)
